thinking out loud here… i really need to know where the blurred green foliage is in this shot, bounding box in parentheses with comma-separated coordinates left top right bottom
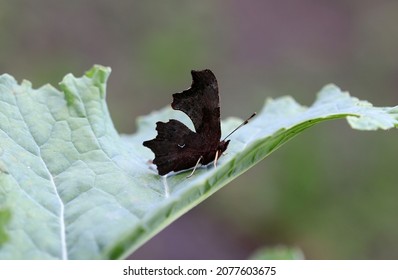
(1, 0, 398, 259)
(249, 246, 304, 260)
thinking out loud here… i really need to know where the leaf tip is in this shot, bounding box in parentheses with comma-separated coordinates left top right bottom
(85, 65, 112, 82)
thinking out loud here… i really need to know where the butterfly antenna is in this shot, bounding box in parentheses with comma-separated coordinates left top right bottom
(222, 112, 256, 141)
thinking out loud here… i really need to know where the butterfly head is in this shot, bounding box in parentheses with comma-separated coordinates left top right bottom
(217, 139, 230, 155)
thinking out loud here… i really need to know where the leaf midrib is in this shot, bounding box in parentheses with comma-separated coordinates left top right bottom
(13, 88, 68, 260)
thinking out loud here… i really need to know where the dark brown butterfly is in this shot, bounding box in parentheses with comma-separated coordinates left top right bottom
(143, 69, 255, 176)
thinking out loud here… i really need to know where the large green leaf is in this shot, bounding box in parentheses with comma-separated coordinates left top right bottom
(0, 65, 397, 259)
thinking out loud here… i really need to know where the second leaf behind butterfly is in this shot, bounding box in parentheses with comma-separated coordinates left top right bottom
(143, 70, 230, 176)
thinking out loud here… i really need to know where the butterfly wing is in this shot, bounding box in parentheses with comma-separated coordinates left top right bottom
(143, 119, 206, 175)
(171, 69, 221, 144)
(143, 69, 223, 175)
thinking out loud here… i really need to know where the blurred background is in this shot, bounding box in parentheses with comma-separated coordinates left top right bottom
(1, 0, 397, 259)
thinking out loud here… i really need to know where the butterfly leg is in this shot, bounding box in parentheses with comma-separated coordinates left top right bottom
(214, 150, 220, 168)
(186, 156, 203, 178)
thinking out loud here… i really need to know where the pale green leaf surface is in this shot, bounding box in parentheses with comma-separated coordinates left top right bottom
(0, 208, 11, 245)
(0, 66, 397, 259)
